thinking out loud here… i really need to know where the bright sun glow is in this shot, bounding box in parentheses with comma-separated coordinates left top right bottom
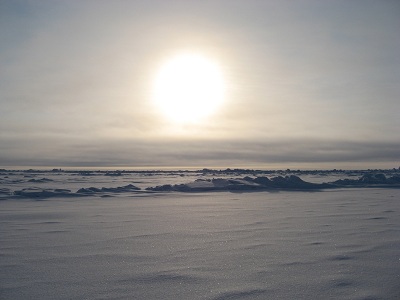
(153, 53, 225, 123)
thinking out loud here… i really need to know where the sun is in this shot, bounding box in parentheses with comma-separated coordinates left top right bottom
(152, 53, 225, 124)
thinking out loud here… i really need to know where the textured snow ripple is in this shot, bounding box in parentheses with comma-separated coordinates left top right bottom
(211, 288, 269, 300)
(125, 271, 204, 284)
(1, 172, 400, 300)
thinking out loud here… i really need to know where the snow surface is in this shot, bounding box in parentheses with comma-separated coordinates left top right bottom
(1, 170, 399, 299)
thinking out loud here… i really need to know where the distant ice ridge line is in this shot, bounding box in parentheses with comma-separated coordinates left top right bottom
(145, 175, 331, 192)
(12, 184, 142, 199)
(77, 184, 141, 194)
(145, 174, 400, 192)
(1, 167, 400, 175)
(13, 187, 77, 198)
(27, 177, 54, 183)
(5, 173, 400, 199)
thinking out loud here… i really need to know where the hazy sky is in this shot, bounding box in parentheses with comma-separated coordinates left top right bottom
(1, 0, 399, 169)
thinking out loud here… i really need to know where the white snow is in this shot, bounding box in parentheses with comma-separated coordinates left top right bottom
(0, 170, 399, 299)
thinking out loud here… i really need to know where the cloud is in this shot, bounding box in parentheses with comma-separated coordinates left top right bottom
(1, 135, 399, 169)
(1, 1, 399, 169)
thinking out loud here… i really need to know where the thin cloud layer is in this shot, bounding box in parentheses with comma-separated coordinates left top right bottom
(1, 1, 399, 168)
(1, 136, 399, 169)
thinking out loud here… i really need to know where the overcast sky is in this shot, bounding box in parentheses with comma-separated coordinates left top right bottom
(1, 0, 399, 169)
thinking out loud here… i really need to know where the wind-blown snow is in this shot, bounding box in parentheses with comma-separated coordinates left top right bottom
(0, 169, 399, 299)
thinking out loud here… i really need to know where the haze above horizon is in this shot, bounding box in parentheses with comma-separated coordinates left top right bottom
(1, 0, 399, 169)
